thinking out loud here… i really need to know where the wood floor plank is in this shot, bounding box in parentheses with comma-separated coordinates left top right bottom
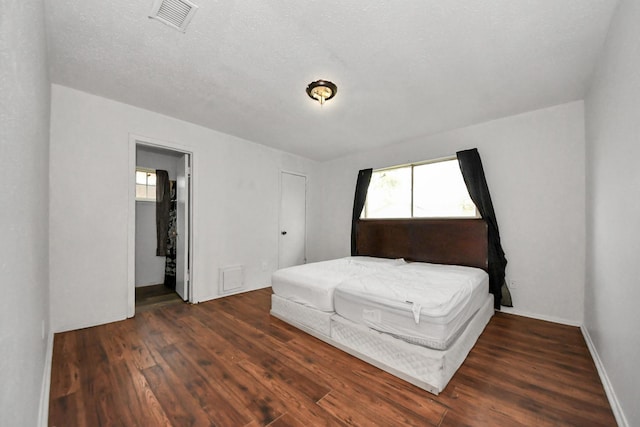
(142, 364, 214, 427)
(80, 373, 125, 426)
(107, 360, 173, 427)
(49, 393, 82, 427)
(246, 351, 332, 402)
(130, 310, 182, 349)
(75, 338, 123, 427)
(451, 366, 612, 426)
(246, 329, 448, 425)
(316, 387, 439, 427)
(175, 314, 249, 363)
(101, 321, 157, 370)
(266, 413, 308, 427)
(157, 343, 253, 426)
(438, 385, 534, 427)
(213, 293, 297, 343)
(475, 327, 597, 374)
(349, 367, 449, 423)
(463, 348, 613, 414)
(49, 351, 80, 399)
(189, 306, 273, 361)
(168, 338, 289, 425)
(236, 358, 345, 427)
(314, 391, 382, 427)
(49, 288, 617, 427)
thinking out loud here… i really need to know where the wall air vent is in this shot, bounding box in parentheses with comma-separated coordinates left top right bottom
(149, 0, 199, 32)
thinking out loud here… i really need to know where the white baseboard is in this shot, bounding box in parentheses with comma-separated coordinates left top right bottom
(581, 326, 628, 427)
(499, 307, 581, 327)
(38, 331, 54, 427)
(197, 284, 272, 305)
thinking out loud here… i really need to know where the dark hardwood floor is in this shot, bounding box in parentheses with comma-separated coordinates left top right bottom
(49, 288, 616, 426)
(135, 284, 183, 313)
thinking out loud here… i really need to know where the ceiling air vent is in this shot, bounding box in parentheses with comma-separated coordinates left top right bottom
(149, 0, 199, 32)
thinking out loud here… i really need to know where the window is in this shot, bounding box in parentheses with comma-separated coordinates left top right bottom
(136, 168, 157, 201)
(362, 158, 478, 219)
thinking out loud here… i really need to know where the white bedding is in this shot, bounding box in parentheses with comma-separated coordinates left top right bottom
(271, 256, 406, 312)
(333, 262, 489, 350)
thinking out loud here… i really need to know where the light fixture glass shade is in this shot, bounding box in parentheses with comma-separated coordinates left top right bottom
(306, 80, 337, 105)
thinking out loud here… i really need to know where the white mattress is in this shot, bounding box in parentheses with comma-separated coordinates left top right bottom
(333, 262, 489, 350)
(271, 256, 406, 312)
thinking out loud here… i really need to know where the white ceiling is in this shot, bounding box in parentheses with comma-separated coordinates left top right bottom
(44, 0, 618, 161)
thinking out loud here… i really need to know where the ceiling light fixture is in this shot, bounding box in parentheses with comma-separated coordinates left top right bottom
(306, 80, 337, 106)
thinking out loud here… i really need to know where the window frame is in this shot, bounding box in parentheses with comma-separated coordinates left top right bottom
(362, 156, 479, 220)
(135, 167, 157, 202)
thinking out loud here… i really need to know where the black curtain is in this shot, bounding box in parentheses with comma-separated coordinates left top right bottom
(155, 170, 170, 256)
(456, 149, 511, 309)
(164, 181, 177, 290)
(351, 168, 373, 255)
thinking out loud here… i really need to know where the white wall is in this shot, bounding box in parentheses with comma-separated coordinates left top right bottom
(310, 101, 586, 325)
(0, 0, 51, 425)
(135, 202, 165, 286)
(50, 85, 318, 332)
(135, 147, 179, 287)
(584, 0, 640, 425)
(136, 146, 179, 178)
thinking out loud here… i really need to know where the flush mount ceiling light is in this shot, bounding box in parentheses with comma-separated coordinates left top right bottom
(306, 80, 337, 106)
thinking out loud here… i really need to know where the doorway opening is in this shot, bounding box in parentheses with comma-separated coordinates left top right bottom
(127, 136, 193, 316)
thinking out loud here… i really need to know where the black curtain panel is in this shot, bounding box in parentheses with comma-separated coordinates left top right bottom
(164, 181, 177, 290)
(351, 168, 373, 255)
(456, 149, 512, 309)
(155, 169, 170, 257)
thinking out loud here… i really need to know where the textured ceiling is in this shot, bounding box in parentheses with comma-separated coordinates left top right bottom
(44, 0, 618, 160)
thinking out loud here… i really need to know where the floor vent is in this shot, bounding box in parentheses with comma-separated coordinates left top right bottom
(149, 0, 199, 32)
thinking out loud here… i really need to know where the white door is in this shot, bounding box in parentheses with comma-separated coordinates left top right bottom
(175, 154, 190, 300)
(279, 172, 307, 268)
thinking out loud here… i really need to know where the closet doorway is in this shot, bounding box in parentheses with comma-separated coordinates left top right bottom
(127, 137, 193, 317)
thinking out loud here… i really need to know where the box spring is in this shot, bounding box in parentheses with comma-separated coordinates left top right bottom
(270, 293, 494, 394)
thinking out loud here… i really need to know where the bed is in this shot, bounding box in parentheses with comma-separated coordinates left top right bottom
(270, 218, 492, 395)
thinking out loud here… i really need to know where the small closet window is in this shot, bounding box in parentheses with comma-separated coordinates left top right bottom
(136, 168, 157, 201)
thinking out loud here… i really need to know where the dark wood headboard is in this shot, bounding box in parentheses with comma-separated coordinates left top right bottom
(355, 219, 488, 271)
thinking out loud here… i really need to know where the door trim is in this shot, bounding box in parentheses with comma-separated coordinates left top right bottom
(278, 170, 308, 269)
(127, 134, 195, 317)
